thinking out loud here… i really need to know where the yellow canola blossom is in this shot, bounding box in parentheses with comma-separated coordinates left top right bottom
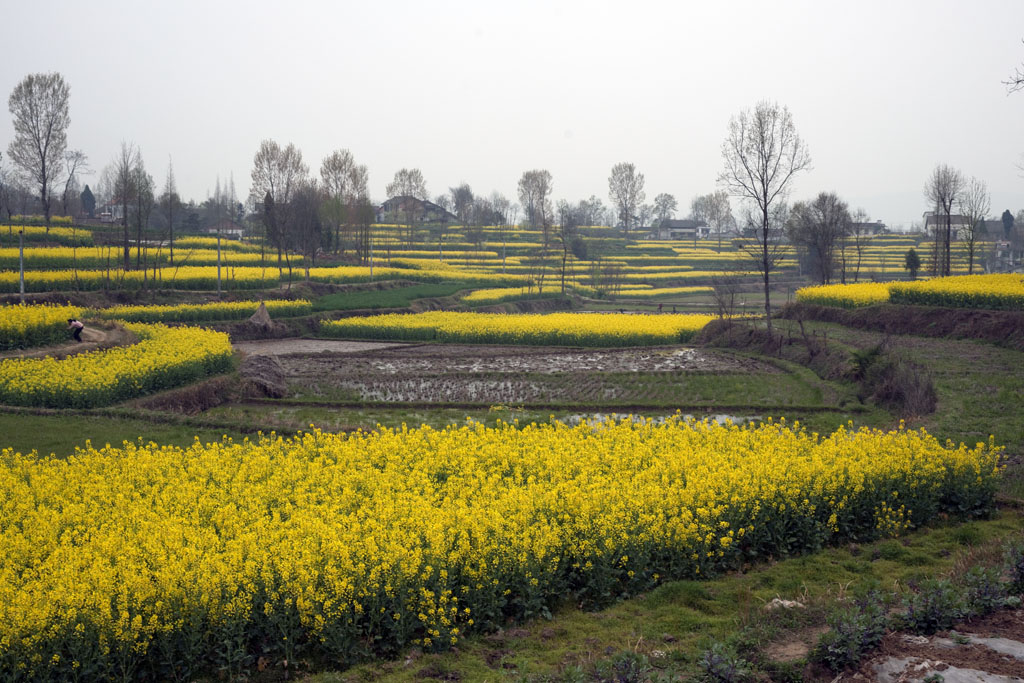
(0, 419, 1000, 679)
(321, 311, 718, 346)
(890, 273, 1024, 310)
(795, 282, 894, 308)
(460, 287, 566, 305)
(0, 246, 299, 269)
(797, 274, 1024, 311)
(0, 323, 232, 408)
(0, 225, 92, 246)
(0, 303, 83, 350)
(0, 266, 281, 293)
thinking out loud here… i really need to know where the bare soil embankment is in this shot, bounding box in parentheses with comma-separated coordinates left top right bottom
(780, 302, 1024, 351)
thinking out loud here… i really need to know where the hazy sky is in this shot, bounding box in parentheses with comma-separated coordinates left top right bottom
(3, 0, 1024, 229)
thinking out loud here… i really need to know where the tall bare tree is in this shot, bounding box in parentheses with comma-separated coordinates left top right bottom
(60, 150, 89, 218)
(517, 169, 553, 232)
(386, 168, 428, 245)
(320, 149, 368, 254)
(924, 164, 964, 277)
(787, 192, 850, 285)
(653, 193, 677, 227)
(7, 73, 71, 228)
(109, 142, 141, 269)
(250, 140, 308, 268)
(608, 162, 646, 232)
(719, 101, 811, 330)
(131, 158, 155, 271)
(690, 191, 735, 251)
(957, 176, 990, 274)
(159, 159, 181, 265)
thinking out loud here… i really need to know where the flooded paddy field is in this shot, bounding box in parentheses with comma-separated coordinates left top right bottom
(202, 339, 873, 433)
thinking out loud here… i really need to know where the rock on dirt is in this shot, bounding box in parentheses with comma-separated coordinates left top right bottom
(239, 354, 289, 398)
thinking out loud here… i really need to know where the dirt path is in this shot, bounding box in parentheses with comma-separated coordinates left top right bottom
(0, 325, 130, 360)
(233, 338, 410, 356)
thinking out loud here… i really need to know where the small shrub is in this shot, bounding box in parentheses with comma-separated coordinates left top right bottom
(697, 642, 752, 683)
(1005, 541, 1024, 595)
(962, 567, 1007, 618)
(594, 650, 653, 683)
(812, 592, 889, 672)
(900, 579, 964, 635)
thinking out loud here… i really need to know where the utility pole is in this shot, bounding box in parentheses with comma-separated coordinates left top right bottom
(18, 229, 25, 303)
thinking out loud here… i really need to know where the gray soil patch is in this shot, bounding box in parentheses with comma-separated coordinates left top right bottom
(233, 338, 409, 356)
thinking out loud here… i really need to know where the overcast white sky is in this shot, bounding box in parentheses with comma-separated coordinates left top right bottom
(3, 0, 1024, 229)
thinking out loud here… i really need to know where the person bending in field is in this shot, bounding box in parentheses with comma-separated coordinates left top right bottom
(68, 318, 84, 342)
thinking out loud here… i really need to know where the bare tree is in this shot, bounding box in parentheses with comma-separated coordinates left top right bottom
(159, 159, 181, 265)
(957, 176, 990, 274)
(320, 149, 355, 253)
(845, 208, 873, 282)
(60, 150, 89, 218)
(320, 149, 367, 255)
(787, 192, 851, 285)
(490, 192, 514, 272)
(688, 191, 737, 249)
(924, 164, 964, 277)
(1006, 41, 1024, 92)
(608, 162, 646, 231)
(110, 142, 141, 269)
(131, 159, 155, 271)
(576, 195, 610, 227)
(719, 101, 811, 331)
(250, 139, 308, 269)
(450, 183, 474, 228)
(691, 191, 735, 251)
(517, 169, 553, 232)
(556, 200, 587, 293)
(6, 72, 71, 228)
(0, 153, 12, 222)
(653, 193, 677, 226)
(289, 179, 324, 278)
(386, 168, 428, 245)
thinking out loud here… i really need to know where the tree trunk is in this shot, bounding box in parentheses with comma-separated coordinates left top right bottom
(761, 206, 772, 333)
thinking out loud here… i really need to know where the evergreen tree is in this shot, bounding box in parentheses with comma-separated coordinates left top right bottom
(80, 184, 95, 218)
(904, 248, 921, 280)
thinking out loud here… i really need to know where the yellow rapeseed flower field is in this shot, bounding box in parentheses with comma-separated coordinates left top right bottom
(0, 323, 232, 407)
(0, 266, 281, 293)
(797, 274, 1024, 310)
(0, 303, 83, 350)
(321, 311, 718, 346)
(795, 282, 894, 308)
(0, 419, 999, 679)
(460, 287, 566, 305)
(890, 273, 1024, 310)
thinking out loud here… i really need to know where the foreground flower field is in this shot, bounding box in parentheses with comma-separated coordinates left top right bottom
(0, 419, 1000, 681)
(321, 311, 719, 346)
(0, 323, 232, 407)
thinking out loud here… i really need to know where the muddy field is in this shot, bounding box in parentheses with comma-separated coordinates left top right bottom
(234, 340, 821, 408)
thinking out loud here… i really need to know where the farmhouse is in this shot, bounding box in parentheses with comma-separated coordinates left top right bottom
(376, 196, 457, 224)
(647, 219, 711, 241)
(203, 218, 246, 240)
(923, 211, 971, 237)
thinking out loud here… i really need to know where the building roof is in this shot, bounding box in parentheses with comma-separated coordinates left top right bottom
(661, 219, 708, 229)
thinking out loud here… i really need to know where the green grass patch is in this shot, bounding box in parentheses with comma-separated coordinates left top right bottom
(0, 412, 249, 458)
(311, 282, 470, 311)
(317, 510, 1024, 682)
